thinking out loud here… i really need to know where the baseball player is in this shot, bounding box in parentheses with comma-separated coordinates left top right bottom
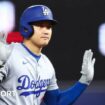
(0, 5, 95, 105)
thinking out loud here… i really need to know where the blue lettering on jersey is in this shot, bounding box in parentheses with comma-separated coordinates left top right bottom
(17, 75, 50, 97)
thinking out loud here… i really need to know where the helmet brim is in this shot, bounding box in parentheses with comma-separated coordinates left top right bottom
(29, 19, 58, 26)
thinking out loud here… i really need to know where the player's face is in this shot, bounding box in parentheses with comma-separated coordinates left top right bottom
(30, 21, 53, 48)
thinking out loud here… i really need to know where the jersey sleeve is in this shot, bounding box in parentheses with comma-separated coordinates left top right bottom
(0, 41, 14, 62)
(47, 70, 59, 91)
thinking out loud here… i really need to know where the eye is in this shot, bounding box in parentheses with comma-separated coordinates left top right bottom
(46, 24, 52, 29)
(37, 24, 52, 29)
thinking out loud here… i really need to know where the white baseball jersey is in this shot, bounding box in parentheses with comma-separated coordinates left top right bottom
(0, 43, 58, 105)
(0, 41, 14, 62)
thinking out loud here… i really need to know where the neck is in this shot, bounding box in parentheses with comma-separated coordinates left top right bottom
(23, 39, 42, 56)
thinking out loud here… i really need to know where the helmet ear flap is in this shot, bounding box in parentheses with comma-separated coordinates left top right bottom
(19, 22, 33, 38)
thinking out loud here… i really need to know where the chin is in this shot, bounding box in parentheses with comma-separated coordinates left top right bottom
(43, 43, 49, 47)
(41, 42, 49, 47)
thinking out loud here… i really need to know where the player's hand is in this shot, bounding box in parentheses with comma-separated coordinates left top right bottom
(79, 49, 96, 85)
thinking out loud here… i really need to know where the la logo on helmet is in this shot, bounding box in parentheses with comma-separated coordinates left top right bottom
(42, 7, 49, 16)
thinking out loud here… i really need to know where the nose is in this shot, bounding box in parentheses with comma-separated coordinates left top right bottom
(43, 30, 49, 35)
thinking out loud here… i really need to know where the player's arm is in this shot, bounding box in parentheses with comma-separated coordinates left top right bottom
(0, 32, 14, 82)
(43, 49, 95, 105)
(44, 82, 87, 105)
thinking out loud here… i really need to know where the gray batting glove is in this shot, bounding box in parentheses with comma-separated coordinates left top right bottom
(79, 49, 96, 85)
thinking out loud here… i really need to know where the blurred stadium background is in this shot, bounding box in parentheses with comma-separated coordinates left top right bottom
(0, 0, 105, 104)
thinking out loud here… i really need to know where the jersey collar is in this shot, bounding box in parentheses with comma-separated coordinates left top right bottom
(21, 43, 41, 61)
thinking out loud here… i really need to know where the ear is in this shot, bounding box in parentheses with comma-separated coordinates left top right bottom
(19, 22, 33, 38)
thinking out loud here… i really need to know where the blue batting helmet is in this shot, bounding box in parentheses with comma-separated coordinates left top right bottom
(19, 5, 57, 38)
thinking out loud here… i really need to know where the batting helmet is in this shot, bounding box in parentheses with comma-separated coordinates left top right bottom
(19, 5, 57, 38)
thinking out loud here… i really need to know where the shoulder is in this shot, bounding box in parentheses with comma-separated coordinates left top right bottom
(0, 42, 19, 61)
(7, 43, 23, 62)
(41, 53, 55, 70)
(41, 53, 51, 63)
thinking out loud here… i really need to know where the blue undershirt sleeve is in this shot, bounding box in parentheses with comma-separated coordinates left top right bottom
(43, 82, 87, 105)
